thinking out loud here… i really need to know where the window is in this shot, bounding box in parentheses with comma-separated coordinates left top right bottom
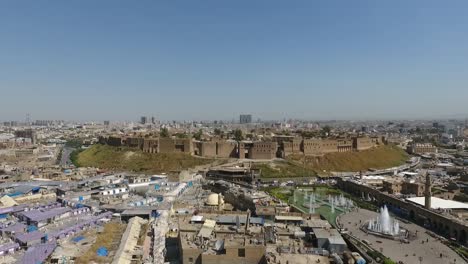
(189, 257, 194, 262)
(238, 248, 246, 257)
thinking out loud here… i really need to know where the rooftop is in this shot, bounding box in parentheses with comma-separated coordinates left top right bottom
(406, 197, 468, 210)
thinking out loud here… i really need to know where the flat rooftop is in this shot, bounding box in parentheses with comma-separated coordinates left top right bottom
(273, 254, 330, 264)
(406, 197, 468, 210)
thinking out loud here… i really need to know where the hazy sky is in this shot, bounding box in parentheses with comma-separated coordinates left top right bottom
(1, 1, 468, 121)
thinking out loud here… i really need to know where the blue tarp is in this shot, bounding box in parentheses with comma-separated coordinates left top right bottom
(0, 214, 7, 219)
(151, 210, 160, 218)
(97, 246, 108, 256)
(27, 225, 38, 233)
(72, 236, 84, 243)
(154, 184, 160, 190)
(7, 192, 23, 197)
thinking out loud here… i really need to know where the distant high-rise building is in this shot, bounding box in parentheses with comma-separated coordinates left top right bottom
(240, 114, 252, 124)
(104, 120, 110, 126)
(140, 116, 147, 124)
(34, 120, 55, 126)
(151, 116, 156, 124)
(4, 121, 18, 127)
(14, 129, 36, 144)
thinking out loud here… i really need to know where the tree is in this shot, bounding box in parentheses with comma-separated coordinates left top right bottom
(320, 126, 331, 137)
(214, 128, 222, 136)
(301, 131, 317, 138)
(193, 129, 203, 140)
(233, 129, 244, 141)
(160, 127, 169, 138)
(175, 133, 188, 139)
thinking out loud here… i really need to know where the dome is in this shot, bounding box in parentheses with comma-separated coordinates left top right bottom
(206, 193, 224, 206)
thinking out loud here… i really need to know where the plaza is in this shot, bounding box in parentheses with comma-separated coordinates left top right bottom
(340, 208, 464, 264)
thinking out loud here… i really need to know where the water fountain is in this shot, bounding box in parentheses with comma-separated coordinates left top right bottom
(365, 205, 404, 237)
(309, 194, 315, 214)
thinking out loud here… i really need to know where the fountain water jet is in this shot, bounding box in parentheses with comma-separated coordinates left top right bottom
(366, 205, 401, 236)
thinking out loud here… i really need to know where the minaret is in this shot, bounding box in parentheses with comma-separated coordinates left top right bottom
(425, 173, 432, 209)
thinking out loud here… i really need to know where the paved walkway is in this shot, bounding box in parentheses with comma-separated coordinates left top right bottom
(340, 208, 464, 264)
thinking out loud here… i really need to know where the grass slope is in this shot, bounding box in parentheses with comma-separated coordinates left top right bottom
(75, 222, 126, 264)
(288, 145, 408, 173)
(75, 144, 214, 173)
(253, 161, 317, 178)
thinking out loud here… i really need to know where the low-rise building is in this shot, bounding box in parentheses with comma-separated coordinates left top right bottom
(408, 143, 438, 154)
(249, 142, 277, 160)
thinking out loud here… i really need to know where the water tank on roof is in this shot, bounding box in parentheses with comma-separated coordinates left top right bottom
(294, 231, 306, 238)
(206, 193, 224, 206)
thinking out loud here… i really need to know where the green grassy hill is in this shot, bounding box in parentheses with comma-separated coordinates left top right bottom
(253, 161, 317, 178)
(73, 144, 215, 173)
(288, 145, 408, 173)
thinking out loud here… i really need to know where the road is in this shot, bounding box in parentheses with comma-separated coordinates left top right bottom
(60, 147, 75, 166)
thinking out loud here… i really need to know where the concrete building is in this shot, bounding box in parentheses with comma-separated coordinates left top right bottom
(302, 139, 339, 155)
(274, 136, 302, 158)
(353, 137, 375, 151)
(408, 143, 438, 154)
(403, 181, 425, 197)
(124, 137, 145, 149)
(195, 141, 237, 158)
(382, 180, 402, 194)
(14, 130, 36, 145)
(337, 139, 353, 152)
(313, 228, 347, 254)
(178, 212, 266, 264)
(215, 141, 237, 158)
(142, 138, 159, 153)
(106, 136, 124, 147)
(249, 142, 278, 160)
(382, 180, 425, 196)
(196, 142, 217, 158)
(159, 138, 194, 154)
(206, 167, 260, 183)
(239, 114, 252, 124)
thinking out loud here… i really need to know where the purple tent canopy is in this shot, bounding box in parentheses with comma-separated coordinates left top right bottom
(50, 211, 112, 238)
(15, 230, 44, 243)
(0, 202, 61, 216)
(20, 242, 56, 264)
(20, 207, 71, 222)
(0, 223, 26, 234)
(0, 204, 28, 215)
(0, 242, 19, 252)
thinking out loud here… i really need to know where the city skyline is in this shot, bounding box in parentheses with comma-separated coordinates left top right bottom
(2, 1, 468, 120)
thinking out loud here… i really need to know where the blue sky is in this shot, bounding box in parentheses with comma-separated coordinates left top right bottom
(1, 1, 468, 121)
